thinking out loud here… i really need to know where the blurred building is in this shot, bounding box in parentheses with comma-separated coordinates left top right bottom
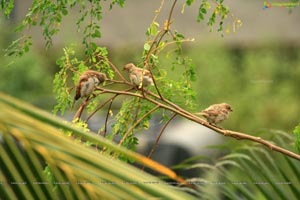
(11, 0, 300, 47)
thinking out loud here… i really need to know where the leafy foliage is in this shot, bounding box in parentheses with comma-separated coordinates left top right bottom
(185, 0, 241, 34)
(0, 0, 14, 17)
(2, 0, 124, 57)
(53, 45, 113, 115)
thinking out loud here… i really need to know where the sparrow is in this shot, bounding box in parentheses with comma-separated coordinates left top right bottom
(195, 103, 233, 125)
(123, 63, 154, 88)
(74, 70, 107, 101)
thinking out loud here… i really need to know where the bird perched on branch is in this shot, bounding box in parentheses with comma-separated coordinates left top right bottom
(123, 63, 154, 88)
(195, 103, 233, 125)
(73, 70, 106, 103)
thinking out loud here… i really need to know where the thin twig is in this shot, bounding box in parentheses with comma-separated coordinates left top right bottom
(222, 130, 300, 160)
(167, 0, 177, 30)
(119, 105, 160, 146)
(97, 55, 127, 82)
(106, 79, 130, 85)
(142, 1, 178, 100)
(143, 30, 165, 100)
(144, 0, 177, 58)
(145, 90, 198, 120)
(85, 88, 134, 122)
(149, 71, 164, 100)
(144, 30, 165, 67)
(85, 95, 117, 122)
(152, 0, 165, 23)
(142, 113, 177, 170)
(133, 97, 142, 123)
(73, 97, 90, 121)
(96, 87, 144, 98)
(102, 98, 114, 137)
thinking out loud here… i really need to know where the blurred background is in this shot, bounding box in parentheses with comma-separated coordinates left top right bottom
(1, 0, 300, 177)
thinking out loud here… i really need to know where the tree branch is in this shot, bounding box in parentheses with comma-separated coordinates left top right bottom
(94, 87, 300, 161)
(222, 130, 300, 160)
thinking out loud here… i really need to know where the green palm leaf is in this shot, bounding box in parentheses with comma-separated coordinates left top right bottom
(192, 133, 300, 200)
(0, 93, 196, 200)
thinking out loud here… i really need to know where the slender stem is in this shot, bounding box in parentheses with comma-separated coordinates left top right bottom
(97, 55, 127, 82)
(145, 90, 198, 120)
(152, 0, 165, 23)
(87, 1, 94, 49)
(222, 130, 300, 160)
(73, 97, 90, 121)
(86, 88, 134, 122)
(149, 71, 164, 100)
(102, 99, 114, 137)
(133, 97, 142, 123)
(85, 95, 117, 122)
(143, 0, 178, 100)
(142, 113, 177, 170)
(143, 30, 165, 99)
(96, 88, 144, 98)
(167, 0, 177, 30)
(144, 30, 165, 67)
(119, 105, 160, 146)
(106, 79, 130, 85)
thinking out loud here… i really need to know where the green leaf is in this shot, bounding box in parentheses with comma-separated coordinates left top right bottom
(186, 0, 195, 6)
(62, 9, 68, 16)
(197, 12, 204, 22)
(200, 7, 207, 14)
(144, 43, 151, 51)
(92, 30, 101, 38)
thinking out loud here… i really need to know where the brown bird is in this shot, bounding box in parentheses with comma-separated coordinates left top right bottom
(74, 70, 106, 101)
(195, 103, 233, 125)
(123, 63, 154, 88)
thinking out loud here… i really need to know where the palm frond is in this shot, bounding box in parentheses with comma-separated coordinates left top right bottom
(194, 131, 300, 200)
(0, 93, 196, 200)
